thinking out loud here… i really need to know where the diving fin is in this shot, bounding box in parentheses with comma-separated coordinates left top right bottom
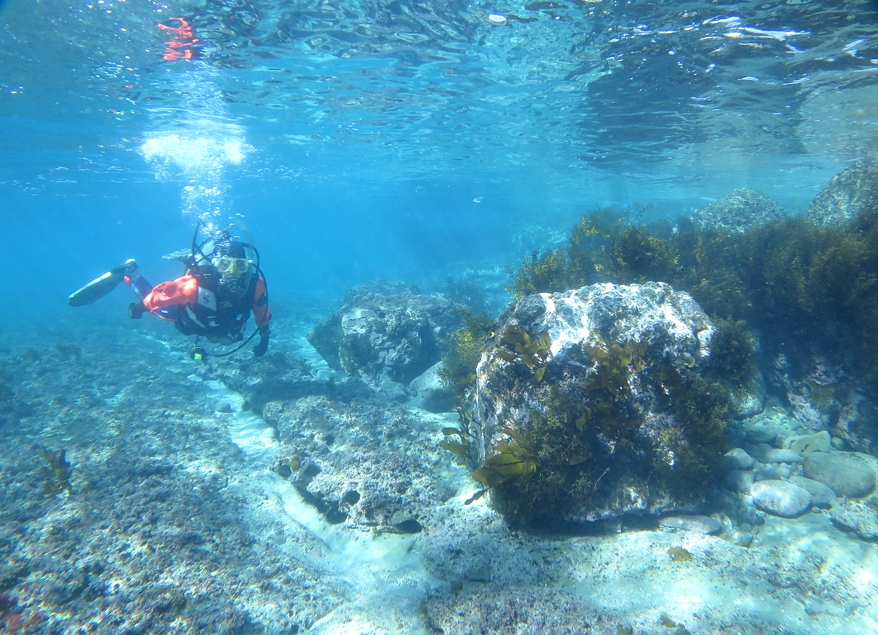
(68, 259, 136, 307)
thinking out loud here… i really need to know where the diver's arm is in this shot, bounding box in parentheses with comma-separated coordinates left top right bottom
(142, 275, 200, 312)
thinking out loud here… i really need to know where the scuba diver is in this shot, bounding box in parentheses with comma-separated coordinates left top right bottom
(69, 223, 271, 358)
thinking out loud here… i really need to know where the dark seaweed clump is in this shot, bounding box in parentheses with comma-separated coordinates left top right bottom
(510, 206, 878, 382)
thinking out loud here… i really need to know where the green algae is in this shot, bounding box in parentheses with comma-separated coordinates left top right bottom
(480, 340, 652, 521)
(509, 205, 878, 384)
(438, 309, 494, 405)
(40, 447, 73, 497)
(667, 547, 692, 562)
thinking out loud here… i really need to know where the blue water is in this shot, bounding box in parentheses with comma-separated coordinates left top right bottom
(4, 0, 877, 327)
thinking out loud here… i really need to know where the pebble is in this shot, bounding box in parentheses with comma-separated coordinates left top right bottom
(764, 448, 803, 464)
(658, 515, 722, 535)
(788, 476, 837, 508)
(733, 531, 754, 548)
(750, 480, 813, 518)
(745, 426, 777, 444)
(757, 464, 792, 481)
(741, 506, 765, 526)
(724, 448, 755, 470)
(723, 470, 755, 493)
(803, 452, 877, 498)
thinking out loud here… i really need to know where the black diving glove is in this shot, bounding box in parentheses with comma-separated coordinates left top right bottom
(128, 302, 147, 319)
(253, 328, 269, 358)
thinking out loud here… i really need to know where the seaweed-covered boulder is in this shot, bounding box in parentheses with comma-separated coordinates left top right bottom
(307, 281, 462, 389)
(807, 159, 878, 226)
(691, 188, 788, 233)
(472, 282, 732, 523)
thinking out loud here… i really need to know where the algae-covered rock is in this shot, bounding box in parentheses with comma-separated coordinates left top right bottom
(307, 280, 462, 389)
(807, 159, 878, 226)
(691, 188, 788, 233)
(472, 282, 732, 523)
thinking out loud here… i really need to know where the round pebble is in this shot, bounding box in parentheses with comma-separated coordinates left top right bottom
(803, 452, 877, 498)
(746, 426, 777, 444)
(788, 476, 837, 508)
(750, 480, 812, 518)
(723, 469, 755, 494)
(658, 515, 722, 535)
(724, 448, 755, 470)
(758, 464, 792, 481)
(764, 448, 803, 464)
(741, 506, 765, 526)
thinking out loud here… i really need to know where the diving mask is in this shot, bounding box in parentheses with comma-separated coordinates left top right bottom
(212, 256, 251, 276)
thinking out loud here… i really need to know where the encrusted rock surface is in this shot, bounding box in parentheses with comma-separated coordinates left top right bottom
(473, 282, 727, 522)
(829, 498, 878, 540)
(265, 393, 458, 533)
(806, 159, 878, 226)
(424, 587, 620, 635)
(691, 188, 788, 233)
(0, 325, 343, 634)
(307, 280, 462, 391)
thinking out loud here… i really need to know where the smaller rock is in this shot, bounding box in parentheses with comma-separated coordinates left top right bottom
(782, 431, 831, 456)
(733, 531, 754, 548)
(216, 402, 233, 414)
(408, 362, 456, 413)
(750, 481, 812, 518)
(764, 448, 803, 464)
(724, 448, 755, 471)
(757, 464, 792, 481)
(789, 476, 837, 509)
(803, 452, 877, 498)
(723, 470, 755, 494)
(658, 515, 723, 535)
(746, 427, 777, 445)
(741, 506, 765, 526)
(745, 442, 774, 462)
(377, 380, 409, 403)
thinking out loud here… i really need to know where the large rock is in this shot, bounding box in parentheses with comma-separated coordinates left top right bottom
(803, 452, 876, 498)
(691, 188, 788, 233)
(473, 282, 730, 523)
(807, 160, 878, 226)
(307, 281, 462, 389)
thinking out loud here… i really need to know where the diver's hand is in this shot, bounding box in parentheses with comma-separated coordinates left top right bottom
(128, 302, 147, 319)
(253, 328, 269, 358)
